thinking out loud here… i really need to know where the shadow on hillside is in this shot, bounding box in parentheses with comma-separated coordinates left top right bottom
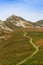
(21, 63, 26, 65)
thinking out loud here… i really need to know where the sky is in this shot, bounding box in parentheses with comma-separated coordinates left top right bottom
(0, 0, 43, 22)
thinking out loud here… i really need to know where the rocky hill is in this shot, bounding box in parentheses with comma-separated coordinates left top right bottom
(0, 15, 43, 32)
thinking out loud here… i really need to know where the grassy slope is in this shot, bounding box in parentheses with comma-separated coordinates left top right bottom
(0, 28, 43, 65)
(23, 31, 43, 65)
(0, 29, 35, 65)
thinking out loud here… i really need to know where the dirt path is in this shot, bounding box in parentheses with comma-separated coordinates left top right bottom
(16, 31, 39, 65)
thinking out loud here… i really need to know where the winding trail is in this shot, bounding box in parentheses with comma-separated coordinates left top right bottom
(16, 31, 39, 65)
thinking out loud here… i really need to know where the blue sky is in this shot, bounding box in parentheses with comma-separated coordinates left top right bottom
(0, 0, 43, 22)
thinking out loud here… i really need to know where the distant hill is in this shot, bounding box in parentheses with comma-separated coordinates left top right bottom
(35, 20, 43, 27)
